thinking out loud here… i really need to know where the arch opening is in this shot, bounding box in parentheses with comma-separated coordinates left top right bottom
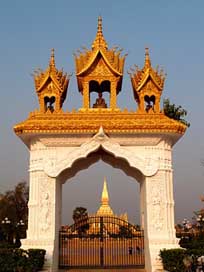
(59, 148, 144, 227)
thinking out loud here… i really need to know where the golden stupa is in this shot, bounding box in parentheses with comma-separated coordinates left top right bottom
(88, 177, 128, 234)
(94, 177, 128, 222)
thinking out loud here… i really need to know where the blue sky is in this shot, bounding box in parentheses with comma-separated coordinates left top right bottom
(0, 0, 204, 224)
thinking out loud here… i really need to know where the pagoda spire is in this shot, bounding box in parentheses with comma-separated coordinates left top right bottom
(101, 177, 109, 205)
(96, 177, 113, 216)
(92, 16, 108, 50)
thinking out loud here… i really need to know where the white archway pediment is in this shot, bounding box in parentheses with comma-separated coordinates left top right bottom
(101, 141, 159, 177)
(43, 127, 159, 178)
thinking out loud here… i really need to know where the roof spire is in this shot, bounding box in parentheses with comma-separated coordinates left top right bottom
(49, 48, 55, 69)
(144, 47, 151, 68)
(98, 15, 102, 34)
(92, 16, 108, 50)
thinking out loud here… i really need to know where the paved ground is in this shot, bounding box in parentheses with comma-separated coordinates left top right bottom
(59, 269, 146, 272)
(40, 269, 146, 272)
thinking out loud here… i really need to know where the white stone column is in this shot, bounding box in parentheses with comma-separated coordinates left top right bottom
(21, 170, 61, 271)
(142, 169, 179, 272)
(140, 180, 145, 230)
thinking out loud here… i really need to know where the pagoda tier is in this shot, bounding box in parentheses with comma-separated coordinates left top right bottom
(74, 16, 126, 110)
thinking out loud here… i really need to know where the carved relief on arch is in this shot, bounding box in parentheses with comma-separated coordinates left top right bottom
(43, 128, 159, 178)
(101, 141, 159, 177)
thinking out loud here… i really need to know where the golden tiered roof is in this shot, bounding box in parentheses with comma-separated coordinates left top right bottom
(34, 49, 70, 112)
(75, 16, 125, 77)
(14, 110, 186, 135)
(14, 17, 187, 139)
(129, 48, 166, 113)
(34, 49, 69, 94)
(73, 17, 127, 110)
(130, 48, 165, 93)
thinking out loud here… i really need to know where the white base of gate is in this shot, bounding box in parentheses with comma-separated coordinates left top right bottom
(21, 238, 180, 272)
(145, 239, 180, 272)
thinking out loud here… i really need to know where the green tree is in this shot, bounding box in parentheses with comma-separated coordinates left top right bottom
(163, 98, 190, 127)
(72, 207, 88, 222)
(0, 182, 29, 246)
(179, 197, 204, 249)
(72, 207, 89, 235)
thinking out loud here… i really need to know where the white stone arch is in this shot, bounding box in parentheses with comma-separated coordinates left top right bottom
(43, 127, 159, 178)
(22, 127, 179, 272)
(58, 146, 144, 185)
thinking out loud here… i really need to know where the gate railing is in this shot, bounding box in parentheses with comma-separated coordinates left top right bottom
(59, 216, 145, 269)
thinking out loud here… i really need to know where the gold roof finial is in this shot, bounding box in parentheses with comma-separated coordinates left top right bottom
(49, 48, 55, 69)
(144, 47, 151, 68)
(98, 15, 102, 33)
(92, 16, 108, 50)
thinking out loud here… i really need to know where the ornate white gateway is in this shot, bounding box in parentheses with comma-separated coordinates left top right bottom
(14, 17, 187, 272)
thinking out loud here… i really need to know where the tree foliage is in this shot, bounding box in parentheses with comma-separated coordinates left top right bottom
(0, 248, 45, 271)
(160, 248, 204, 272)
(163, 98, 190, 127)
(72, 207, 88, 222)
(160, 248, 186, 272)
(0, 182, 29, 246)
(72, 207, 89, 235)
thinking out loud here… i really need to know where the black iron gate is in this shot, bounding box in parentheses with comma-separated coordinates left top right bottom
(59, 216, 145, 269)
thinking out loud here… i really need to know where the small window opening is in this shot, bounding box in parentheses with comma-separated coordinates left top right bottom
(144, 95, 155, 112)
(44, 96, 56, 112)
